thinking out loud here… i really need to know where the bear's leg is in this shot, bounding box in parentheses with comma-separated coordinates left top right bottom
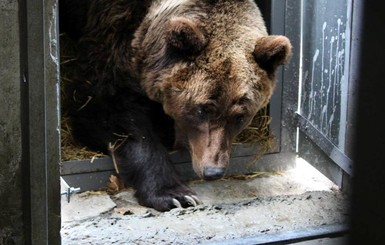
(113, 131, 200, 211)
(72, 98, 199, 211)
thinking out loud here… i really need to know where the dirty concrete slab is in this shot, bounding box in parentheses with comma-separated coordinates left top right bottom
(61, 191, 117, 223)
(61, 191, 348, 244)
(61, 158, 349, 244)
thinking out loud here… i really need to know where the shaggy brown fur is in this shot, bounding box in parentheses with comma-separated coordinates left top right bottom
(59, 0, 291, 211)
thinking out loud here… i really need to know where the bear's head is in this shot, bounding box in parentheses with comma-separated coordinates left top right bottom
(135, 0, 291, 180)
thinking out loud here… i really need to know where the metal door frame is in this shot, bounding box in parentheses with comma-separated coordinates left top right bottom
(16, 0, 356, 243)
(19, 0, 61, 243)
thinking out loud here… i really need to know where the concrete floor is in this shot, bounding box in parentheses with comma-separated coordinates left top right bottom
(61, 158, 349, 244)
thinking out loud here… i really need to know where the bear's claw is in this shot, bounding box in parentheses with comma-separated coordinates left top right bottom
(172, 198, 183, 208)
(185, 195, 200, 207)
(172, 195, 201, 209)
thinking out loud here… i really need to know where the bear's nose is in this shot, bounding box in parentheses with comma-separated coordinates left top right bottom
(203, 167, 226, 180)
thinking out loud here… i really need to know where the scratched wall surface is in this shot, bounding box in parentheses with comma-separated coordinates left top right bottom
(299, 0, 351, 149)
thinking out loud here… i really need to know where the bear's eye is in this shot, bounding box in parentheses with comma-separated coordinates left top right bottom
(235, 115, 245, 125)
(196, 104, 216, 120)
(233, 114, 251, 129)
(196, 105, 209, 118)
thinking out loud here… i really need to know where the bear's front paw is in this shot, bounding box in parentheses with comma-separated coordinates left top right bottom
(136, 185, 201, 211)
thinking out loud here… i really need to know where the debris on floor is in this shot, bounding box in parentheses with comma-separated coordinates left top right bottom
(61, 158, 349, 244)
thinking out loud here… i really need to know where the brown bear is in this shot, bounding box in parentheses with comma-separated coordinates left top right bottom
(59, 0, 291, 211)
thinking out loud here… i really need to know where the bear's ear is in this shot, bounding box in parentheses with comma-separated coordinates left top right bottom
(253, 35, 292, 74)
(165, 17, 207, 54)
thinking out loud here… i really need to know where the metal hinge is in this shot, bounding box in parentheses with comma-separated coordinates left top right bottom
(60, 177, 81, 203)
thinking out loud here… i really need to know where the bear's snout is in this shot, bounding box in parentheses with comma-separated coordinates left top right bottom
(185, 126, 231, 180)
(203, 166, 226, 180)
(190, 147, 230, 180)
